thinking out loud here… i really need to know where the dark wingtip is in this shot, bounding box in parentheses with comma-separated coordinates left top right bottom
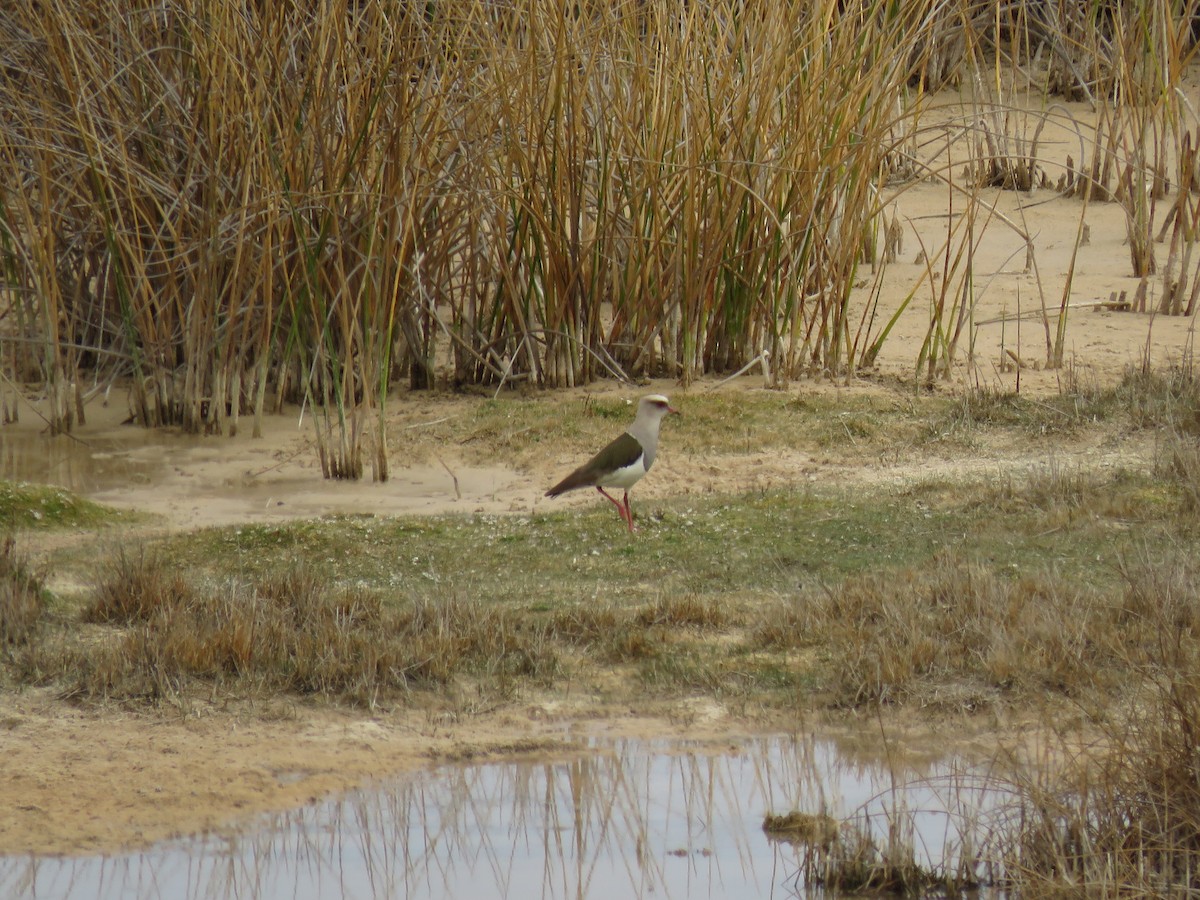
(546, 477, 577, 497)
(546, 466, 593, 497)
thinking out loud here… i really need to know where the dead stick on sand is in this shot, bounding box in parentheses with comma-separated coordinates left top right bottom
(708, 351, 771, 389)
(435, 454, 461, 500)
(404, 416, 453, 430)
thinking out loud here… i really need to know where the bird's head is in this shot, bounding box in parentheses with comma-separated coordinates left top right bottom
(640, 394, 680, 418)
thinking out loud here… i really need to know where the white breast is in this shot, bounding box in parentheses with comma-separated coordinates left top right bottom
(596, 456, 648, 489)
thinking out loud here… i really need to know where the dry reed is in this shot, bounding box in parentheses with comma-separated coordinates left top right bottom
(3, 1, 1200, 467)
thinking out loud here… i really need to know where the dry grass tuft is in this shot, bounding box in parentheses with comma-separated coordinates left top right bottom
(85, 548, 196, 625)
(980, 462, 1153, 528)
(34, 558, 559, 705)
(1001, 550, 1200, 894)
(1161, 436, 1200, 515)
(393, 594, 558, 685)
(549, 595, 730, 665)
(1122, 362, 1200, 512)
(0, 536, 45, 646)
(1120, 363, 1200, 433)
(753, 553, 1115, 708)
(632, 595, 732, 630)
(550, 604, 657, 662)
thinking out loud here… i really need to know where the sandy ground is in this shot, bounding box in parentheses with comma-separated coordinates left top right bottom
(5, 83, 1200, 858)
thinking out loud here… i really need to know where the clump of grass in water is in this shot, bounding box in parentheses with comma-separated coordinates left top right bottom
(805, 819, 974, 896)
(769, 797, 994, 895)
(763, 811, 840, 847)
(780, 551, 1200, 895)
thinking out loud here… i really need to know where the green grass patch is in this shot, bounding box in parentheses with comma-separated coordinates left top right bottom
(0, 481, 122, 530)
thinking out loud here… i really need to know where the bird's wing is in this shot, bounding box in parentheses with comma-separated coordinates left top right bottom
(545, 431, 644, 496)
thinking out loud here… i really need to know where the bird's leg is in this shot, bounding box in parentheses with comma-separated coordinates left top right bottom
(597, 487, 636, 532)
(596, 487, 628, 527)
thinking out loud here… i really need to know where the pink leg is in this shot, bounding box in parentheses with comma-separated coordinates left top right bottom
(597, 487, 636, 532)
(597, 487, 628, 527)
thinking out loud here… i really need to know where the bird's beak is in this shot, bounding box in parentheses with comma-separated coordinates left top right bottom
(668, 405, 680, 416)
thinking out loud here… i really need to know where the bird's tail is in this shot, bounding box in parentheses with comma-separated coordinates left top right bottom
(545, 469, 589, 497)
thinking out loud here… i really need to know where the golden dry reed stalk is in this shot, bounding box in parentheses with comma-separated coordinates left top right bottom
(0, 1, 924, 432)
(2, 1, 1200, 465)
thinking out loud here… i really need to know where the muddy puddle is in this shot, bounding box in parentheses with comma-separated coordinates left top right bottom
(1, 733, 1007, 900)
(1, 423, 520, 528)
(1, 428, 171, 495)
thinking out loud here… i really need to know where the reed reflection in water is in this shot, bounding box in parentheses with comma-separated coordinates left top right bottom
(0, 430, 166, 494)
(4, 733, 1000, 900)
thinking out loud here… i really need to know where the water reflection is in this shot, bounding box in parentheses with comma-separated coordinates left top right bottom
(0, 429, 166, 494)
(2, 734, 1003, 900)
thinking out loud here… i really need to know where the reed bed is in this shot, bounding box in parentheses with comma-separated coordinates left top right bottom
(3, 1, 1200, 471)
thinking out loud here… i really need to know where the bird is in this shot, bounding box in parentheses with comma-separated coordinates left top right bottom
(545, 394, 679, 532)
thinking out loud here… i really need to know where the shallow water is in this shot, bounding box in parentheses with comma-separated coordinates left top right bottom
(2, 733, 1005, 900)
(0, 415, 520, 527)
(0, 429, 169, 495)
